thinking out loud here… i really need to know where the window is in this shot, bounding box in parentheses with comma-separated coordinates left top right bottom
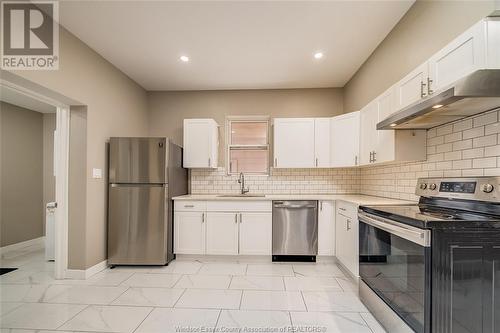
(227, 117, 270, 175)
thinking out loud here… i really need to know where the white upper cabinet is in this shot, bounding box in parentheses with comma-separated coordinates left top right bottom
(273, 118, 315, 168)
(360, 101, 379, 165)
(376, 88, 397, 164)
(360, 88, 426, 166)
(487, 18, 500, 68)
(330, 111, 360, 167)
(394, 62, 429, 111)
(183, 119, 218, 168)
(428, 20, 487, 92)
(314, 118, 331, 168)
(391, 19, 500, 116)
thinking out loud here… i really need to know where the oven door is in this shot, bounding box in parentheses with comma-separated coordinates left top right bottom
(359, 211, 431, 333)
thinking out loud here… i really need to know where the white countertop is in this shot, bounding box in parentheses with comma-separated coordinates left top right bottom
(172, 194, 415, 206)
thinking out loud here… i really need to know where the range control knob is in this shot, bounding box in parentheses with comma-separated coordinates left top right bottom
(482, 184, 494, 193)
(419, 183, 428, 190)
(429, 184, 437, 191)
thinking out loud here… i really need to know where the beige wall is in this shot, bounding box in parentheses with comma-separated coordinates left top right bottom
(1, 102, 44, 247)
(148, 88, 343, 166)
(343, 0, 497, 113)
(11, 27, 149, 269)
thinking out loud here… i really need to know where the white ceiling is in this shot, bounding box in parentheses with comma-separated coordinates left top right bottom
(59, 1, 414, 91)
(0, 86, 56, 113)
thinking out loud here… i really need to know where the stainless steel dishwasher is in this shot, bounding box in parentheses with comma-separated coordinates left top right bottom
(272, 200, 318, 262)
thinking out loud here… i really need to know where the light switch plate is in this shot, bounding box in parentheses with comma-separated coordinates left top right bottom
(92, 168, 102, 179)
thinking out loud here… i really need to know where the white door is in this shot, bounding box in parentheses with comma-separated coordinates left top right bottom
(394, 62, 429, 111)
(345, 215, 359, 277)
(206, 212, 239, 255)
(428, 20, 486, 92)
(318, 201, 335, 256)
(359, 101, 378, 165)
(314, 118, 331, 168)
(239, 212, 272, 255)
(335, 213, 348, 266)
(376, 88, 396, 164)
(274, 118, 315, 168)
(174, 212, 206, 254)
(183, 119, 216, 168)
(330, 111, 360, 167)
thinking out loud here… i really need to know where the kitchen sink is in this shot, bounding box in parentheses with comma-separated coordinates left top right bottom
(217, 194, 266, 198)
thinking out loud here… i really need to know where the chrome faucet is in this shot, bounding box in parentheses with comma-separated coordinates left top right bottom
(238, 172, 250, 195)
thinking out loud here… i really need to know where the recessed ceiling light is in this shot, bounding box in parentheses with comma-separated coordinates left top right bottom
(314, 52, 323, 59)
(180, 55, 189, 62)
(390, 123, 397, 127)
(432, 104, 444, 109)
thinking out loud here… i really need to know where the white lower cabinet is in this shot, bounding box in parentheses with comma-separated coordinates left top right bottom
(206, 212, 239, 255)
(174, 201, 272, 256)
(239, 212, 272, 255)
(318, 201, 335, 256)
(335, 202, 359, 277)
(174, 211, 206, 254)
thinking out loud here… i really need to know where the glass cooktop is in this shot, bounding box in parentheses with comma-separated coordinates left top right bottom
(361, 204, 500, 229)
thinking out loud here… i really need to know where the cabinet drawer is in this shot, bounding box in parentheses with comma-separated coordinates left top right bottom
(174, 201, 207, 211)
(206, 200, 272, 212)
(337, 201, 358, 219)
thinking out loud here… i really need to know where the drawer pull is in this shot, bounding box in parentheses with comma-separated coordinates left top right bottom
(184, 205, 194, 208)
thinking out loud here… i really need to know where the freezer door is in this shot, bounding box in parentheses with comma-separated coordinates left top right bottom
(108, 184, 167, 265)
(109, 137, 166, 184)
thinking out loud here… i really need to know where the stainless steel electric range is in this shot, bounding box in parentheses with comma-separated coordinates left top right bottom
(358, 177, 500, 333)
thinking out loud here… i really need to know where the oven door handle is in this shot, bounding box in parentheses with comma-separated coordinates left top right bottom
(358, 212, 431, 247)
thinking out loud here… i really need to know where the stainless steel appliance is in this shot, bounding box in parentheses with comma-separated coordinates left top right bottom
(272, 200, 318, 262)
(108, 137, 187, 266)
(377, 70, 500, 130)
(359, 177, 500, 333)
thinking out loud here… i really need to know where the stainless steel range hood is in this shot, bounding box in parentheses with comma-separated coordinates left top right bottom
(378, 70, 500, 130)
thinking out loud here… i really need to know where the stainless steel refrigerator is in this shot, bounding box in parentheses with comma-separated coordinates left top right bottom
(107, 137, 188, 266)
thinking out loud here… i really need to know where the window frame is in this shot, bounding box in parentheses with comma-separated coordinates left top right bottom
(226, 115, 270, 176)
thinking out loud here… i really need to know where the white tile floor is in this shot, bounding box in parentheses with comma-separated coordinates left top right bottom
(0, 245, 387, 333)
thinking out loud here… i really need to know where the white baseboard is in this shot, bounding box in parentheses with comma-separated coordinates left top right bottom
(0, 237, 45, 255)
(65, 260, 108, 280)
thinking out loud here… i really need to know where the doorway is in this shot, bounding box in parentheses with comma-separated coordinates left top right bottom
(0, 82, 70, 280)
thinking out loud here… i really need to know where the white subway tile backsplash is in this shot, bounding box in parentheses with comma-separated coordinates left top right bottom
(474, 112, 498, 127)
(473, 134, 497, 148)
(463, 126, 485, 139)
(359, 109, 500, 200)
(192, 110, 500, 199)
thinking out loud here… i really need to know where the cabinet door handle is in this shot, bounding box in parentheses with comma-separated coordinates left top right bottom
(355, 155, 358, 166)
(320, 201, 323, 211)
(420, 81, 427, 98)
(202, 213, 205, 223)
(208, 157, 211, 167)
(274, 157, 277, 167)
(372, 151, 377, 162)
(347, 219, 351, 231)
(235, 214, 238, 224)
(315, 158, 319, 167)
(369, 151, 373, 163)
(239, 213, 242, 223)
(427, 77, 434, 95)
(184, 205, 194, 208)
(339, 207, 346, 211)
